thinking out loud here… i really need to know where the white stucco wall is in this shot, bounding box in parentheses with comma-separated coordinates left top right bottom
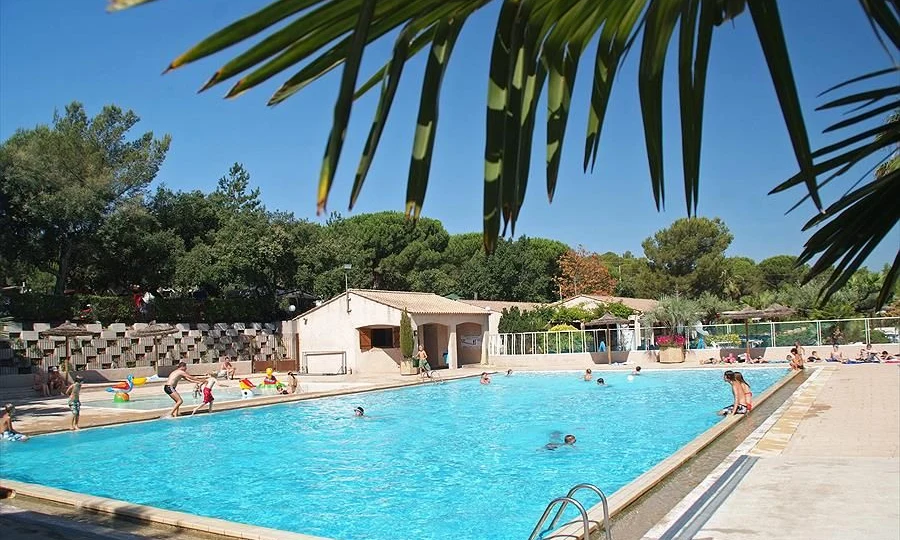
(287, 293, 491, 374)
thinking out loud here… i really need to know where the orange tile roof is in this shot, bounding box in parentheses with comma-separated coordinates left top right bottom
(351, 290, 490, 315)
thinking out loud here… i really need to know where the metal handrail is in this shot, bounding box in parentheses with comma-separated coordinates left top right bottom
(527, 497, 589, 540)
(547, 483, 611, 540)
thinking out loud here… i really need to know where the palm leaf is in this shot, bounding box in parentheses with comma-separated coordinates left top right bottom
(406, 13, 469, 219)
(353, 27, 436, 100)
(798, 170, 900, 306)
(349, 23, 417, 210)
(201, 0, 367, 92)
(638, 0, 681, 210)
(748, 0, 821, 211)
(107, 0, 158, 11)
(583, 0, 646, 173)
(315, 0, 377, 214)
(483, 0, 522, 253)
(107, 0, 897, 306)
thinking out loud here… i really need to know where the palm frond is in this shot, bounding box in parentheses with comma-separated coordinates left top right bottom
(106, 0, 898, 307)
(785, 65, 900, 308)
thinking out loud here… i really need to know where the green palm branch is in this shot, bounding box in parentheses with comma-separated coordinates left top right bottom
(106, 0, 900, 308)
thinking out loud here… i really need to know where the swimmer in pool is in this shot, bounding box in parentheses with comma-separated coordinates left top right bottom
(545, 434, 576, 450)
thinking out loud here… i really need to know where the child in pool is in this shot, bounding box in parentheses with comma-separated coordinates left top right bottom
(191, 373, 217, 415)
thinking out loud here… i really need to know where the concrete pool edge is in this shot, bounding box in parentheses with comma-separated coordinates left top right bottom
(0, 478, 327, 540)
(545, 367, 803, 540)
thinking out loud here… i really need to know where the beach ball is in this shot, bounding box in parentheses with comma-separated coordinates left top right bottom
(241, 389, 253, 399)
(114, 392, 130, 402)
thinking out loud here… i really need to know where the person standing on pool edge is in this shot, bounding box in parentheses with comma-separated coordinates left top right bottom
(65, 376, 83, 430)
(164, 362, 206, 418)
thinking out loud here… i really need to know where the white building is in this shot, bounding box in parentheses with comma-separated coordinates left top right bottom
(285, 289, 491, 375)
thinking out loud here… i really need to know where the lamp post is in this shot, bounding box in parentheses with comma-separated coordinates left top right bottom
(343, 264, 352, 312)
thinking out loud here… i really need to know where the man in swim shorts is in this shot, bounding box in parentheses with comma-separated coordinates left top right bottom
(164, 362, 206, 418)
(0, 403, 28, 441)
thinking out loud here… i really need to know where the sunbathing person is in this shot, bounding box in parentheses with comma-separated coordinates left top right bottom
(47, 367, 66, 395)
(828, 345, 844, 362)
(33, 370, 49, 397)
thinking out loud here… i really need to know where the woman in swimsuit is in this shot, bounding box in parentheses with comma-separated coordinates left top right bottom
(718, 370, 748, 416)
(733, 372, 752, 411)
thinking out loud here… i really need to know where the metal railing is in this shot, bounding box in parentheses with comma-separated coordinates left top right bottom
(489, 317, 899, 356)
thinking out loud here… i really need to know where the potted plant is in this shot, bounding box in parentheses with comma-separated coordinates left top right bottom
(399, 309, 416, 375)
(656, 334, 687, 363)
(644, 296, 698, 364)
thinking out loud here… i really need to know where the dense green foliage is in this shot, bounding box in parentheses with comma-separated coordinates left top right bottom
(399, 309, 413, 360)
(2, 103, 895, 324)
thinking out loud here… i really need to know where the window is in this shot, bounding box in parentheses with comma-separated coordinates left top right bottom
(371, 328, 395, 348)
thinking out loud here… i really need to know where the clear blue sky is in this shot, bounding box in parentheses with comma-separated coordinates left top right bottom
(1, 0, 897, 268)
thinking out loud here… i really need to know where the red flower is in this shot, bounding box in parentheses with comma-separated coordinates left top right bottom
(657, 334, 686, 347)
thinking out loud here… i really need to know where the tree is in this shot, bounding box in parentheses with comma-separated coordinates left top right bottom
(456, 236, 568, 302)
(0, 102, 170, 293)
(399, 308, 414, 360)
(644, 296, 700, 337)
(83, 199, 184, 292)
(642, 217, 733, 297)
(107, 0, 899, 308)
(722, 257, 763, 301)
(758, 255, 805, 290)
(555, 246, 616, 299)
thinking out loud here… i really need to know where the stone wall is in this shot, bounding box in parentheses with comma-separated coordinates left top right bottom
(0, 321, 284, 376)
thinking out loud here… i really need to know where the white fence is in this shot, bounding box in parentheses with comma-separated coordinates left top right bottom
(488, 317, 900, 356)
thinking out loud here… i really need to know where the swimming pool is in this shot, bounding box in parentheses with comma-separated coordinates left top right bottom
(0, 368, 788, 539)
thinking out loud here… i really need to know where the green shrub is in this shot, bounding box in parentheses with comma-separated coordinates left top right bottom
(399, 309, 414, 359)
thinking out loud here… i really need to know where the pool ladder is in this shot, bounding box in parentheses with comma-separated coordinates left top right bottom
(528, 483, 612, 540)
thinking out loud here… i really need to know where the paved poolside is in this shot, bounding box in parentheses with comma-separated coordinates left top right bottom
(646, 364, 900, 539)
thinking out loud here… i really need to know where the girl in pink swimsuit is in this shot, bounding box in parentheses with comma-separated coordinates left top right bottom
(734, 372, 752, 411)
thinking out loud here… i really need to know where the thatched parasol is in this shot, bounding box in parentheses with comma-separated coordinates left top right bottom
(128, 322, 179, 367)
(585, 312, 630, 364)
(40, 321, 100, 382)
(720, 304, 795, 360)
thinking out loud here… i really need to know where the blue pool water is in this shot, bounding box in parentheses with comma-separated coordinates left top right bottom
(0, 368, 787, 539)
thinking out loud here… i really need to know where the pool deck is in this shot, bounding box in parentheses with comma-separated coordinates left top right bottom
(643, 364, 900, 540)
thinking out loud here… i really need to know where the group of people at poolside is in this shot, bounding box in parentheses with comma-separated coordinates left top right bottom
(164, 361, 300, 418)
(31, 366, 68, 397)
(703, 341, 898, 368)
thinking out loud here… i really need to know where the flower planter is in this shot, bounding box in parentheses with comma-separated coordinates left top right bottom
(659, 346, 685, 364)
(400, 358, 417, 376)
